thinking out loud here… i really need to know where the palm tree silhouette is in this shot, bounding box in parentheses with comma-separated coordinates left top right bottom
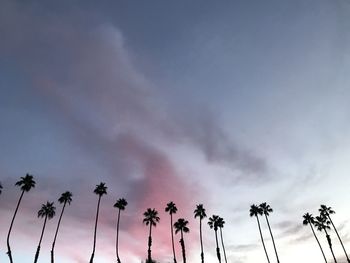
(194, 204, 207, 263)
(34, 201, 56, 263)
(89, 182, 107, 263)
(259, 203, 280, 263)
(249, 204, 270, 263)
(7, 173, 36, 263)
(51, 191, 73, 263)
(315, 215, 338, 263)
(174, 218, 190, 263)
(319, 205, 350, 263)
(143, 208, 160, 263)
(165, 201, 178, 263)
(208, 215, 221, 263)
(217, 217, 227, 263)
(302, 213, 327, 263)
(114, 198, 128, 263)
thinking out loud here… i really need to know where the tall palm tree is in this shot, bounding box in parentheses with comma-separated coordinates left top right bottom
(208, 215, 221, 263)
(217, 217, 227, 263)
(194, 204, 207, 263)
(114, 198, 128, 263)
(249, 204, 270, 263)
(89, 182, 107, 263)
(315, 215, 337, 263)
(260, 203, 280, 263)
(174, 218, 190, 263)
(34, 201, 56, 263)
(51, 191, 73, 263)
(302, 213, 327, 263)
(320, 205, 350, 263)
(143, 208, 160, 263)
(165, 201, 178, 263)
(7, 174, 36, 263)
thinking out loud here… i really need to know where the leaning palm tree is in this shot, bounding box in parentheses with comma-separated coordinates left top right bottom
(51, 191, 73, 263)
(114, 198, 128, 263)
(174, 218, 190, 263)
(302, 213, 327, 263)
(249, 204, 270, 263)
(34, 201, 56, 263)
(165, 202, 178, 263)
(320, 205, 350, 263)
(208, 215, 221, 263)
(217, 217, 227, 263)
(143, 208, 160, 263)
(7, 173, 36, 263)
(194, 204, 207, 263)
(89, 182, 107, 263)
(259, 203, 280, 263)
(315, 215, 337, 263)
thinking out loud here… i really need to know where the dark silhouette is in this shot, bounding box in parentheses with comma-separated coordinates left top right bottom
(208, 215, 221, 263)
(51, 191, 73, 263)
(174, 218, 190, 263)
(89, 182, 107, 263)
(217, 217, 227, 263)
(302, 213, 327, 263)
(0, 181, 2, 195)
(143, 208, 160, 263)
(114, 198, 128, 263)
(165, 201, 178, 263)
(320, 205, 350, 263)
(260, 203, 280, 263)
(194, 204, 207, 263)
(7, 174, 36, 263)
(249, 204, 270, 263)
(315, 215, 338, 263)
(34, 201, 56, 263)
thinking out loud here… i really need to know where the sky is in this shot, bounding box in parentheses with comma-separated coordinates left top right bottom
(1, 0, 350, 262)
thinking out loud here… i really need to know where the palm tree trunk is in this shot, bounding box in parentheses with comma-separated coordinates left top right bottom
(51, 202, 67, 263)
(147, 224, 152, 263)
(180, 230, 186, 263)
(328, 216, 350, 263)
(7, 190, 25, 263)
(214, 230, 221, 263)
(90, 195, 101, 263)
(34, 215, 48, 263)
(116, 208, 121, 263)
(170, 214, 177, 263)
(256, 215, 270, 263)
(264, 215, 280, 263)
(219, 228, 227, 263)
(324, 228, 337, 263)
(309, 224, 327, 263)
(199, 218, 204, 263)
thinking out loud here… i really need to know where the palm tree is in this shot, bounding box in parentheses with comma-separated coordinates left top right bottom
(249, 204, 270, 263)
(165, 202, 178, 263)
(320, 205, 350, 263)
(51, 191, 73, 263)
(114, 198, 128, 263)
(208, 215, 221, 263)
(259, 203, 280, 263)
(7, 174, 36, 263)
(34, 201, 56, 263)
(194, 204, 207, 263)
(315, 215, 337, 263)
(89, 182, 107, 263)
(217, 217, 227, 263)
(174, 218, 190, 263)
(302, 213, 327, 263)
(143, 208, 160, 263)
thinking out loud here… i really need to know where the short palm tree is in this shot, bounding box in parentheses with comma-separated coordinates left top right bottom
(89, 182, 107, 263)
(259, 203, 280, 263)
(143, 208, 160, 263)
(249, 204, 270, 263)
(114, 198, 128, 263)
(174, 218, 190, 263)
(315, 215, 337, 263)
(208, 215, 221, 263)
(320, 205, 350, 263)
(34, 201, 56, 263)
(165, 201, 178, 263)
(217, 217, 227, 263)
(302, 213, 327, 263)
(51, 191, 73, 263)
(7, 174, 36, 263)
(194, 204, 207, 263)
